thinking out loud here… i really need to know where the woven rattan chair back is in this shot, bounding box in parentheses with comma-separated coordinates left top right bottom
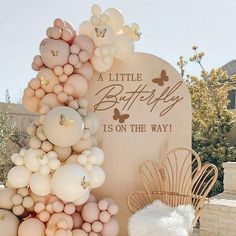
(127, 147, 218, 226)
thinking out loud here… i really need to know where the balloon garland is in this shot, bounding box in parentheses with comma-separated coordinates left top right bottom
(0, 4, 141, 236)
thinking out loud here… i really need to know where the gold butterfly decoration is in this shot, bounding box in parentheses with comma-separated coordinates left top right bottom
(51, 50, 58, 56)
(81, 176, 90, 189)
(60, 114, 75, 127)
(95, 27, 107, 38)
(39, 76, 49, 86)
(113, 108, 130, 124)
(152, 69, 169, 86)
(134, 29, 142, 37)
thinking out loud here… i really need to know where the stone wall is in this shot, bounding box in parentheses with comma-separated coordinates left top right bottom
(200, 162, 236, 236)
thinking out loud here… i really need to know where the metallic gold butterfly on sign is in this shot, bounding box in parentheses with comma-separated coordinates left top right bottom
(95, 27, 107, 38)
(113, 108, 129, 123)
(152, 69, 169, 86)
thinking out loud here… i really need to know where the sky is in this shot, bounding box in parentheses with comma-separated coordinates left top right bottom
(0, 0, 236, 102)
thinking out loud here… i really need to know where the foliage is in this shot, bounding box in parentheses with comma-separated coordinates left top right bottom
(0, 90, 16, 183)
(177, 46, 236, 195)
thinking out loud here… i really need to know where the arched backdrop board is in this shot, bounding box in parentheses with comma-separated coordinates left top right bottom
(86, 52, 192, 235)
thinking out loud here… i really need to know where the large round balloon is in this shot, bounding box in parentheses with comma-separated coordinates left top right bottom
(30, 173, 51, 196)
(105, 8, 124, 33)
(18, 218, 46, 236)
(7, 166, 32, 188)
(0, 209, 19, 236)
(40, 38, 70, 68)
(52, 164, 90, 202)
(24, 148, 45, 172)
(0, 188, 16, 210)
(43, 106, 84, 147)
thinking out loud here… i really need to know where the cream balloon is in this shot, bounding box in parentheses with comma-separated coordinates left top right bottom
(0, 209, 19, 236)
(47, 212, 73, 230)
(24, 148, 45, 172)
(40, 93, 62, 109)
(92, 25, 114, 48)
(30, 173, 51, 196)
(73, 191, 90, 206)
(54, 145, 72, 161)
(43, 106, 84, 147)
(0, 188, 16, 209)
(52, 164, 90, 202)
(89, 166, 106, 188)
(91, 55, 113, 73)
(114, 34, 134, 60)
(40, 38, 70, 68)
(105, 8, 124, 33)
(78, 21, 94, 37)
(18, 218, 46, 236)
(7, 166, 32, 188)
(90, 147, 104, 165)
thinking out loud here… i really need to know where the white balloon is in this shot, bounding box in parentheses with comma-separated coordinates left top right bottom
(91, 55, 113, 73)
(24, 149, 45, 172)
(105, 8, 124, 33)
(7, 166, 32, 188)
(92, 25, 115, 47)
(79, 20, 94, 37)
(0, 209, 19, 236)
(30, 173, 51, 196)
(89, 166, 106, 188)
(114, 34, 134, 60)
(0, 188, 16, 209)
(90, 147, 104, 165)
(73, 191, 90, 206)
(52, 164, 90, 202)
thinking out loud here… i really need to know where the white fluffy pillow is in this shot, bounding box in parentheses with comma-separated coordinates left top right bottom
(128, 200, 195, 236)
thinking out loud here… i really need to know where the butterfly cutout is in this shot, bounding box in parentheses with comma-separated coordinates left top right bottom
(81, 176, 90, 189)
(60, 114, 75, 127)
(113, 108, 130, 123)
(95, 27, 107, 38)
(39, 76, 49, 86)
(152, 69, 169, 86)
(51, 50, 58, 56)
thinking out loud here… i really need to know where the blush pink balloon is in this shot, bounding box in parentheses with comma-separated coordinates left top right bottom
(107, 204, 119, 216)
(98, 200, 109, 211)
(62, 29, 73, 42)
(64, 203, 76, 215)
(81, 202, 100, 223)
(29, 78, 41, 90)
(74, 62, 94, 81)
(18, 218, 46, 236)
(92, 221, 103, 233)
(71, 212, 83, 229)
(64, 21, 76, 37)
(87, 194, 97, 203)
(101, 218, 119, 236)
(99, 211, 110, 223)
(54, 18, 65, 29)
(73, 35, 95, 58)
(35, 88, 46, 98)
(65, 74, 88, 98)
(57, 92, 68, 103)
(24, 87, 34, 97)
(78, 51, 89, 62)
(40, 38, 70, 69)
(89, 232, 98, 236)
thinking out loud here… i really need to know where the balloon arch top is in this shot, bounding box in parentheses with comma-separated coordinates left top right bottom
(0, 4, 141, 236)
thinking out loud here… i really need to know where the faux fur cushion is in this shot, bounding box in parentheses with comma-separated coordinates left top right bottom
(128, 200, 195, 236)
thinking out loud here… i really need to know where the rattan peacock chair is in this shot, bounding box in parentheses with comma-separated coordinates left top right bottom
(127, 147, 218, 226)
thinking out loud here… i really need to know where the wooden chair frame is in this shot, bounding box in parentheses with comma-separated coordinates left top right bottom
(127, 147, 218, 226)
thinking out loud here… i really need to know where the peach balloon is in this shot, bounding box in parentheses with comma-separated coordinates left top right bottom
(39, 210, 50, 222)
(29, 78, 41, 90)
(53, 201, 64, 213)
(92, 221, 103, 233)
(64, 84, 74, 95)
(78, 21, 94, 37)
(54, 65, 64, 76)
(62, 29, 73, 42)
(18, 218, 46, 236)
(64, 64, 74, 75)
(81, 202, 100, 223)
(99, 211, 110, 223)
(40, 38, 70, 68)
(64, 21, 76, 37)
(65, 74, 88, 98)
(54, 84, 64, 94)
(54, 18, 65, 29)
(74, 62, 94, 81)
(35, 88, 45, 98)
(72, 212, 83, 229)
(57, 92, 68, 103)
(73, 35, 95, 58)
(98, 200, 109, 211)
(40, 93, 62, 109)
(0, 188, 16, 210)
(82, 222, 92, 233)
(23, 95, 40, 113)
(54, 146, 72, 161)
(33, 55, 44, 67)
(37, 68, 59, 93)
